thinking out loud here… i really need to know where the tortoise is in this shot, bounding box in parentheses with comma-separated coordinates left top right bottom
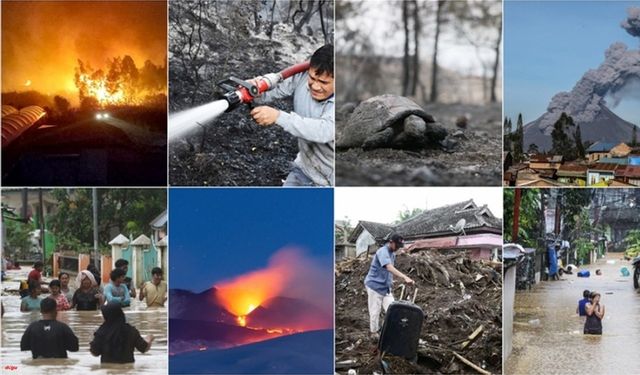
(336, 94, 448, 150)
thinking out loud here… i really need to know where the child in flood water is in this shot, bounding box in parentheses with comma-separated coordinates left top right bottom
(20, 281, 43, 312)
(584, 291, 605, 335)
(48, 280, 71, 311)
(576, 289, 590, 317)
(90, 302, 154, 363)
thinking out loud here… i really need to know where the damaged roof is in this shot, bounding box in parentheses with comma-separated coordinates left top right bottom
(348, 199, 502, 243)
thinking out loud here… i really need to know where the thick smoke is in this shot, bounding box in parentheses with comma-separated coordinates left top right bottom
(534, 7, 640, 134)
(622, 6, 640, 37)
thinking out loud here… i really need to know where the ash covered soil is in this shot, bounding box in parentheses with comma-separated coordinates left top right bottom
(336, 102, 502, 186)
(335, 251, 502, 374)
(169, 24, 318, 186)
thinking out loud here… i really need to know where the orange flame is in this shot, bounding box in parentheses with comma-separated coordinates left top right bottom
(237, 316, 246, 327)
(216, 264, 287, 318)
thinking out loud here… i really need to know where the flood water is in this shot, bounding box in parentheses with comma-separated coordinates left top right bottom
(506, 254, 640, 375)
(1, 267, 167, 374)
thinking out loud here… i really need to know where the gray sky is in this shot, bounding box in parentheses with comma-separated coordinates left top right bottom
(335, 187, 503, 226)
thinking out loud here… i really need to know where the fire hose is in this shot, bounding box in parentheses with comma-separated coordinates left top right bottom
(217, 60, 311, 111)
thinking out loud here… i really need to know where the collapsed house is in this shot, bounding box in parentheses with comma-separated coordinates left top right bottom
(347, 200, 502, 260)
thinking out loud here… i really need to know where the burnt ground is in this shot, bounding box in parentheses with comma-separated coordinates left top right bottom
(336, 102, 502, 186)
(169, 100, 298, 186)
(336, 251, 502, 374)
(168, 10, 321, 186)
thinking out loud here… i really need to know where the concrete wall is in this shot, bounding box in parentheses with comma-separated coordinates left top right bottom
(503, 265, 517, 365)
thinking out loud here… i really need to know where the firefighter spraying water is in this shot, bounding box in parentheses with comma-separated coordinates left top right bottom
(168, 61, 310, 140)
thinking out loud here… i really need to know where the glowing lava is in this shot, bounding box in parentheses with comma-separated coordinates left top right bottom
(237, 316, 246, 327)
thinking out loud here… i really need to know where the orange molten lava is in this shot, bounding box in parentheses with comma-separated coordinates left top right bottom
(216, 264, 287, 318)
(237, 316, 246, 327)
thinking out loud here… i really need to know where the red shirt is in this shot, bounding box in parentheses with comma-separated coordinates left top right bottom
(28, 269, 42, 283)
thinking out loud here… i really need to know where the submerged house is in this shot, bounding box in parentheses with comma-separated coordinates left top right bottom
(347, 200, 502, 260)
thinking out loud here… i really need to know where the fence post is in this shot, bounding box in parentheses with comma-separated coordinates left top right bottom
(157, 236, 168, 282)
(131, 234, 151, 287)
(53, 252, 60, 278)
(108, 234, 130, 267)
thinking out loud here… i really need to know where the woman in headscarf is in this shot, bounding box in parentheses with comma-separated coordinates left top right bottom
(90, 302, 154, 363)
(72, 270, 104, 311)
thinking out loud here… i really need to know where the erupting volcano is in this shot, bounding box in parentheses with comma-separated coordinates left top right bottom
(523, 6, 640, 151)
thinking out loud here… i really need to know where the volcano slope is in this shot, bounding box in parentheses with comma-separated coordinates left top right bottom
(335, 250, 502, 374)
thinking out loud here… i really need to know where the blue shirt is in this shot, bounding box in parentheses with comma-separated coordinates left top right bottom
(578, 298, 589, 316)
(103, 283, 131, 307)
(364, 245, 396, 295)
(21, 296, 43, 311)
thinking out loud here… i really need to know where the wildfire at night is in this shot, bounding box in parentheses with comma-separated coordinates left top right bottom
(1, 1, 167, 107)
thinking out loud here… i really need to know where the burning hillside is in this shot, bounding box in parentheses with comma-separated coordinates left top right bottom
(335, 250, 502, 374)
(170, 248, 333, 355)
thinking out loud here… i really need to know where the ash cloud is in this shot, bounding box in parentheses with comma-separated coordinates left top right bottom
(622, 6, 640, 37)
(534, 7, 640, 134)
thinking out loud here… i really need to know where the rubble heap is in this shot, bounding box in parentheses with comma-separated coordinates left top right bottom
(335, 250, 502, 374)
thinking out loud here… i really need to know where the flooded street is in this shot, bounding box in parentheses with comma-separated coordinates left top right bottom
(506, 254, 640, 375)
(1, 267, 167, 374)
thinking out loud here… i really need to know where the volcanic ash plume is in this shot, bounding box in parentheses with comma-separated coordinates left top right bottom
(532, 7, 640, 135)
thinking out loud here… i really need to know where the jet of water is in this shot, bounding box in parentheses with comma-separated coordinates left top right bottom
(168, 99, 229, 140)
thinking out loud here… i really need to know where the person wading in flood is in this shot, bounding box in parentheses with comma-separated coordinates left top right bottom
(139, 267, 167, 307)
(104, 268, 131, 307)
(584, 291, 605, 335)
(20, 281, 43, 312)
(364, 234, 414, 340)
(20, 298, 79, 358)
(90, 302, 154, 363)
(71, 270, 104, 311)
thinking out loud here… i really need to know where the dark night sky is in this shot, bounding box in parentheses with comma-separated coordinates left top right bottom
(169, 188, 334, 292)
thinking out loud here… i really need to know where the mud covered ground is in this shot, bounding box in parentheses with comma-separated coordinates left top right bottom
(336, 102, 502, 186)
(335, 251, 502, 374)
(169, 18, 320, 186)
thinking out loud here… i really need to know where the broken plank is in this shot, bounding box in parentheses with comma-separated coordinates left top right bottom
(461, 325, 484, 349)
(452, 351, 491, 375)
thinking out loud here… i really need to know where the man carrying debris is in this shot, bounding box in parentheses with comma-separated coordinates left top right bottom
(250, 44, 334, 186)
(364, 234, 414, 337)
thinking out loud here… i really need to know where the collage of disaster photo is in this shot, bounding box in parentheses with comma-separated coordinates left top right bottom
(1, 1, 639, 374)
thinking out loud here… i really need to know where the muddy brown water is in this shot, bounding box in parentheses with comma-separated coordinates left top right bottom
(1, 268, 167, 374)
(506, 255, 640, 375)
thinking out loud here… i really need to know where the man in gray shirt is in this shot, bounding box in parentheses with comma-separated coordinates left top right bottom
(364, 234, 414, 335)
(250, 44, 334, 186)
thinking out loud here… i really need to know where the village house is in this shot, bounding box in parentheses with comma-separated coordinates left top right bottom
(586, 141, 617, 162)
(346, 200, 502, 260)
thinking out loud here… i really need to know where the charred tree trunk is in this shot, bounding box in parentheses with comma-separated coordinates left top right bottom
(430, 0, 446, 103)
(410, 0, 420, 97)
(490, 17, 502, 103)
(319, 0, 328, 43)
(293, 0, 316, 33)
(267, 0, 277, 39)
(402, 1, 410, 96)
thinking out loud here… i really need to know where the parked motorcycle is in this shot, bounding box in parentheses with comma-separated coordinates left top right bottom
(633, 255, 640, 289)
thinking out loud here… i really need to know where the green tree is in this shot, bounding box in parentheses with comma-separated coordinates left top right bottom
(49, 189, 166, 252)
(395, 207, 424, 224)
(503, 189, 542, 248)
(513, 114, 524, 162)
(574, 124, 585, 159)
(527, 143, 539, 155)
(503, 117, 512, 153)
(631, 126, 638, 147)
(2, 212, 34, 259)
(551, 112, 576, 160)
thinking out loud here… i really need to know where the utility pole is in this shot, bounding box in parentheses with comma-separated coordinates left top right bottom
(93, 188, 99, 270)
(38, 189, 46, 268)
(512, 189, 521, 242)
